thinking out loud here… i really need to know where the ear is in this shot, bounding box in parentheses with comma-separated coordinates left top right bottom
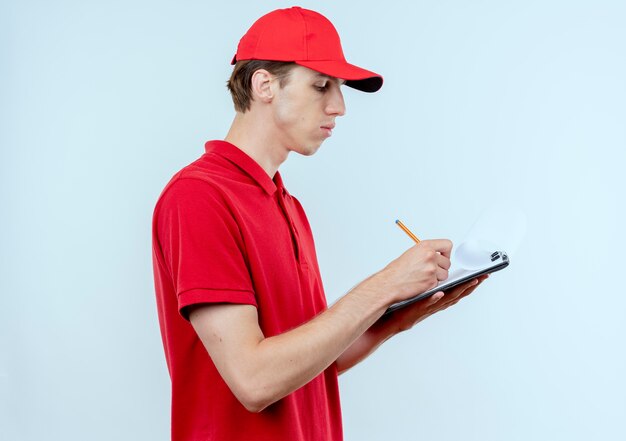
(250, 69, 274, 104)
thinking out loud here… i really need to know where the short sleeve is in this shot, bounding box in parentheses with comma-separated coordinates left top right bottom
(154, 178, 256, 318)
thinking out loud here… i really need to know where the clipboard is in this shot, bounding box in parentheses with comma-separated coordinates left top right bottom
(385, 251, 509, 315)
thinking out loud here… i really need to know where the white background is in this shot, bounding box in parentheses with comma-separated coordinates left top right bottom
(2, 1, 625, 439)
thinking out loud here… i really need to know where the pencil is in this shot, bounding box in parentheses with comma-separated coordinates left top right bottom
(395, 219, 421, 244)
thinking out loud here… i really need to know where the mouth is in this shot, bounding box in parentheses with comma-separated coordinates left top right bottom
(320, 123, 336, 137)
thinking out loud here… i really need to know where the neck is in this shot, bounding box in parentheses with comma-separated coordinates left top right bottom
(224, 111, 290, 178)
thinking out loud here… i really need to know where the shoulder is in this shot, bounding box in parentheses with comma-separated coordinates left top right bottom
(154, 156, 230, 212)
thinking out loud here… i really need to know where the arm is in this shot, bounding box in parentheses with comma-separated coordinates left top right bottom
(190, 240, 453, 412)
(334, 274, 488, 374)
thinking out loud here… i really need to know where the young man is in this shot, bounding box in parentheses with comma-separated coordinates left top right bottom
(152, 7, 487, 441)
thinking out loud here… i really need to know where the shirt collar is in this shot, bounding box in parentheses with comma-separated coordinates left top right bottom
(204, 140, 284, 196)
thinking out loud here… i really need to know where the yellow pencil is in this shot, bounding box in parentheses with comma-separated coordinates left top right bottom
(395, 219, 421, 244)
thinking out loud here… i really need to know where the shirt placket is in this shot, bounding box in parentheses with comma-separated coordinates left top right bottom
(275, 188, 306, 267)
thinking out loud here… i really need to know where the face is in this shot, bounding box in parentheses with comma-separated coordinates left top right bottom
(269, 65, 346, 156)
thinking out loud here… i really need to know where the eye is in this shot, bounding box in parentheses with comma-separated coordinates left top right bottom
(314, 83, 328, 92)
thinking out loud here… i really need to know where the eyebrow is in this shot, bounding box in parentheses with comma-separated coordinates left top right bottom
(315, 73, 346, 85)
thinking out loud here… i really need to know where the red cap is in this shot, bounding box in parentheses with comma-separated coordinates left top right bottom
(231, 7, 383, 93)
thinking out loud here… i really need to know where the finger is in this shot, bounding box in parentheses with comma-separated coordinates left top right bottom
(446, 279, 478, 299)
(453, 279, 484, 300)
(398, 291, 443, 323)
(457, 283, 479, 299)
(431, 279, 484, 313)
(436, 252, 451, 271)
(448, 285, 479, 306)
(437, 285, 476, 311)
(422, 291, 445, 314)
(425, 291, 444, 305)
(436, 266, 449, 281)
(422, 239, 453, 258)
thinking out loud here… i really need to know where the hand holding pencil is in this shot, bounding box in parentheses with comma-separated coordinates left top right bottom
(375, 220, 453, 302)
(362, 219, 485, 330)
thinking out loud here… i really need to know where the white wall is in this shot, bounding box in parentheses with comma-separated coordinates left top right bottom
(2, 1, 625, 439)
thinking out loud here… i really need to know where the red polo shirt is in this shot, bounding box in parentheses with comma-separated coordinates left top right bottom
(152, 140, 343, 441)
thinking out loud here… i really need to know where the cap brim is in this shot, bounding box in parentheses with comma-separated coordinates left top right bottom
(295, 60, 383, 93)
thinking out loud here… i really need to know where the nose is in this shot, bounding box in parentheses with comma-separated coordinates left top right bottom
(325, 85, 346, 117)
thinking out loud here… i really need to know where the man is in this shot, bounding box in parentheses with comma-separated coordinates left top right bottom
(152, 6, 486, 441)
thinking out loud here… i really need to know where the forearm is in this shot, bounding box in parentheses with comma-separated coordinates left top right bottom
(194, 273, 393, 412)
(335, 311, 400, 375)
(251, 291, 386, 405)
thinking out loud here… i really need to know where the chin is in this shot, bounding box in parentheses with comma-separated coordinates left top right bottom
(292, 142, 323, 157)
(303, 146, 321, 156)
